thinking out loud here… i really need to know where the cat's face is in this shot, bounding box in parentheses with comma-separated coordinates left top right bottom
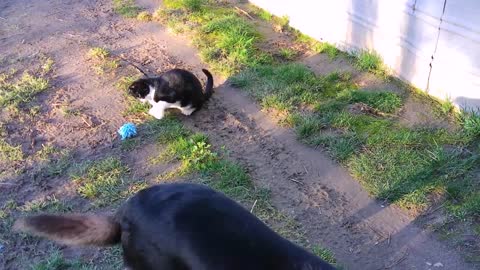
(128, 80, 150, 99)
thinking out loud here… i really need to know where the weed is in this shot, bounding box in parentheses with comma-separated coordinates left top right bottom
(35, 143, 57, 161)
(338, 89, 402, 113)
(113, 0, 141, 18)
(116, 75, 139, 91)
(87, 48, 120, 75)
(137, 11, 152, 21)
(440, 98, 455, 114)
(19, 195, 70, 213)
(460, 111, 480, 137)
(252, 6, 272, 21)
(312, 245, 337, 265)
(164, 0, 206, 12)
(0, 72, 49, 111)
(294, 32, 338, 56)
(234, 63, 478, 214)
(316, 42, 340, 59)
(279, 48, 297, 60)
(31, 249, 90, 270)
(71, 157, 129, 206)
(41, 150, 73, 178)
(41, 57, 54, 74)
(354, 49, 384, 74)
(0, 138, 23, 162)
(87, 47, 110, 60)
(158, 1, 270, 76)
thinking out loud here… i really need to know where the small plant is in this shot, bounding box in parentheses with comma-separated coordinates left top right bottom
(87, 47, 110, 60)
(0, 138, 23, 162)
(71, 157, 129, 205)
(272, 15, 289, 32)
(312, 245, 337, 265)
(316, 42, 339, 60)
(0, 72, 49, 110)
(19, 195, 69, 213)
(31, 250, 88, 270)
(35, 143, 57, 161)
(164, 0, 205, 12)
(41, 57, 54, 74)
(440, 98, 455, 114)
(113, 0, 141, 18)
(87, 47, 120, 75)
(461, 111, 480, 137)
(279, 48, 297, 60)
(137, 11, 152, 21)
(354, 49, 384, 74)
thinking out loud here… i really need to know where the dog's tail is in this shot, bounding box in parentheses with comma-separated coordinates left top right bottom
(14, 214, 121, 247)
(202, 69, 214, 100)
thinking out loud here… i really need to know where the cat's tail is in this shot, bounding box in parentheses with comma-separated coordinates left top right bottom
(14, 214, 121, 246)
(202, 69, 214, 100)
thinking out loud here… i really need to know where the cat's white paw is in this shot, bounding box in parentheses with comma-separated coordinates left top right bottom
(149, 108, 164, 119)
(181, 107, 196, 116)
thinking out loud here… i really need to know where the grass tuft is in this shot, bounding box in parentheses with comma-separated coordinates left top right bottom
(0, 72, 49, 111)
(0, 138, 23, 162)
(354, 49, 384, 75)
(71, 157, 129, 206)
(136, 11, 152, 21)
(87, 47, 120, 75)
(164, 0, 206, 12)
(148, 117, 340, 265)
(113, 0, 141, 18)
(234, 63, 479, 216)
(157, 1, 271, 76)
(460, 111, 480, 137)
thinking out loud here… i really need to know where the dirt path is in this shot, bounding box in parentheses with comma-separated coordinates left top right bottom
(0, 0, 474, 269)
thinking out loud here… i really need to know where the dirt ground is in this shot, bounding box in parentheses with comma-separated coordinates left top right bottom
(0, 0, 476, 269)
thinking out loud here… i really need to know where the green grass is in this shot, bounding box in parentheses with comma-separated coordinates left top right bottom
(279, 48, 297, 60)
(164, 0, 205, 12)
(460, 111, 480, 137)
(353, 49, 385, 75)
(136, 11, 152, 21)
(0, 72, 49, 111)
(233, 63, 480, 216)
(0, 138, 23, 162)
(312, 245, 337, 265)
(18, 195, 71, 214)
(157, 1, 271, 76)
(31, 250, 79, 270)
(337, 89, 402, 113)
(41, 57, 54, 74)
(71, 157, 129, 206)
(87, 47, 110, 59)
(113, 0, 141, 18)
(144, 116, 339, 265)
(87, 47, 120, 75)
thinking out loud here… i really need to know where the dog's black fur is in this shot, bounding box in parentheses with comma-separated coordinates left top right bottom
(14, 183, 336, 270)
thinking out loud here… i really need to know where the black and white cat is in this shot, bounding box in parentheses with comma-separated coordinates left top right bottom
(128, 68, 213, 119)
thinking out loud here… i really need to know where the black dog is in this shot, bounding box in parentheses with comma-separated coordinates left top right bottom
(14, 183, 336, 270)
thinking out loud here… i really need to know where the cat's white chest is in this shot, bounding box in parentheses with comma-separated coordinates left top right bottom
(144, 86, 195, 119)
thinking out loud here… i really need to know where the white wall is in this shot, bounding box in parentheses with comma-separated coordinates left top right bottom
(250, 0, 480, 110)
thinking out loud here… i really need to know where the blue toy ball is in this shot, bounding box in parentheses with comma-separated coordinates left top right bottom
(118, 123, 137, 140)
